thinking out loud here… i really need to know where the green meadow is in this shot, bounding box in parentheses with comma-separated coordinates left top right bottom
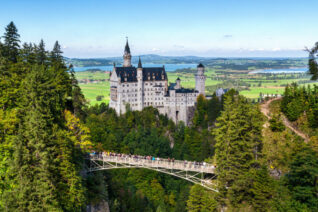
(76, 69, 318, 105)
(80, 82, 110, 105)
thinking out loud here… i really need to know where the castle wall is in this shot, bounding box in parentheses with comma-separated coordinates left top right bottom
(108, 42, 205, 125)
(163, 91, 198, 124)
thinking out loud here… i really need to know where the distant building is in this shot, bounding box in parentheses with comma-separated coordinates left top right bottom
(109, 39, 207, 125)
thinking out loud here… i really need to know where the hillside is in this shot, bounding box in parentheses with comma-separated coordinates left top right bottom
(66, 56, 307, 70)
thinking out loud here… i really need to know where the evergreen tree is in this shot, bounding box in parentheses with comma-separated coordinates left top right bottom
(2, 22, 20, 62)
(69, 65, 87, 120)
(213, 93, 264, 208)
(187, 185, 217, 212)
(193, 94, 207, 128)
(50, 41, 64, 65)
(3, 65, 87, 211)
(21, 42, 37, 65)
(36, 39, 47, 65)
(285, 146, 318, 210)
(249, 166, 275, 211)
(4, 66, 63, 211)
(307, 42, 318, 81)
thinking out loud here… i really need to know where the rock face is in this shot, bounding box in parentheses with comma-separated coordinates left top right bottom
(86, 200, 110, 212)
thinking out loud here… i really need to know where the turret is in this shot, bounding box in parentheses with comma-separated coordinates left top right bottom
(175, 77, 181, 89)
(123, 38, 132, 67)
(195, 63, 206, 95)
(137, 57, 144, 110)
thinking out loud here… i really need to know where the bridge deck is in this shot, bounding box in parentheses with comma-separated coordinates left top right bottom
(88, 154, 215, 174)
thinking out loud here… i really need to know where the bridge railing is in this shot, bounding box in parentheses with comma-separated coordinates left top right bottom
(88, 153, 215, 174)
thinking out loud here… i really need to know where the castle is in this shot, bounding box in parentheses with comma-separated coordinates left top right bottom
(109, 40, 206, 124)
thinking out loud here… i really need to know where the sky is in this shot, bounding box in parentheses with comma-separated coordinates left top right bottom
(0, 0, 317, 58)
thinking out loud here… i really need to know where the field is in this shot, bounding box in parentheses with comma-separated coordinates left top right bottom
(80, 82, 110, 105)
(76, 69, 318, 105)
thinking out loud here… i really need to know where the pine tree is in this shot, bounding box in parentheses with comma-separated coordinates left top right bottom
(36, 39, 47, 65)
(0, 108, 18, 210)
(21, 42, 37, 65)
(307, 42, 318, 81)
(249, 166, 275, 211)
(187, 184, 217, 212)
(50, 41, 63, 65)
(3, 65, 87, 211)
(2, 22, 20, 62)
(193, 94, 207, 127)
(0, 40, 4, 57)
(4, 66, 62, 210)
(285, 146, 318, 210)
(213, 93, 264, 207)
(69, 65, 87, 120)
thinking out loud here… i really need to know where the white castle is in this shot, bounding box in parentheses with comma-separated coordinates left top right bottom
(109, 40, 206, 125)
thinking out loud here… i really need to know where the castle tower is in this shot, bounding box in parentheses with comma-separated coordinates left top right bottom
(137, 57, 144, 110)
(123, 38, 132, 67)
(195, 63, 206, 95)
(175, 77, 181, 89)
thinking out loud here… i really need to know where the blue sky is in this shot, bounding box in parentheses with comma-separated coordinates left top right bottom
(0, 0, 317, 58)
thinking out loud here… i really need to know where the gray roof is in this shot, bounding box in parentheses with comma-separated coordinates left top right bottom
(197, 63, 204, 68)
(115, 66, 167, 83)
(138, 57, 142, 68)
(175, 88, 198, 93)
(125, 40, 130, 54)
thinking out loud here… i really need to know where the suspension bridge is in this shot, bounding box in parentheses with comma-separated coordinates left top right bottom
(86, 153, 218, 191)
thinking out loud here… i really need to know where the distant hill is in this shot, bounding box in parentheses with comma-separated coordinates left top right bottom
(65, 55, 307, 70)
(65, 55, 208, 67)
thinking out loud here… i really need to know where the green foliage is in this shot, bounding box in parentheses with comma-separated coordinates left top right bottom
(0, 22, 89, 211)
(307, 42, 318, 81)
(36, 39, 47, 65)
(187, 184, 217, 212)
(249, 166, 275, 211)
(281, 83, 318, 128)
(2, 22, 20, 62)
(213, 91, 266, 209)
(269, 115, 285, 132)
(193, 94, 222, 128)
(84, 95, 223, 211)
(284, 146, 318, 210)
(69, 65, 88, 120)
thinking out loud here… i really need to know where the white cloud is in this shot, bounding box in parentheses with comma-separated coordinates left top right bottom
(272, 48, 281, 51)
(151, 48, 160, 52)
(223, 35, 233, 38)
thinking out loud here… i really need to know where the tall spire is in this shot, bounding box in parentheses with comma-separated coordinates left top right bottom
(124, 37, 130, 54)
(138, 56, 142, 68)
(123, 37, 132, 67)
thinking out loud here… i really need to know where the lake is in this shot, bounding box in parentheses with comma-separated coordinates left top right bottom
(74, 63, 197, 72)
(250, 67, 308, 74)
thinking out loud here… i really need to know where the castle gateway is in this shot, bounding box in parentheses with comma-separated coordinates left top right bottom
(109, 40, 206, 125)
